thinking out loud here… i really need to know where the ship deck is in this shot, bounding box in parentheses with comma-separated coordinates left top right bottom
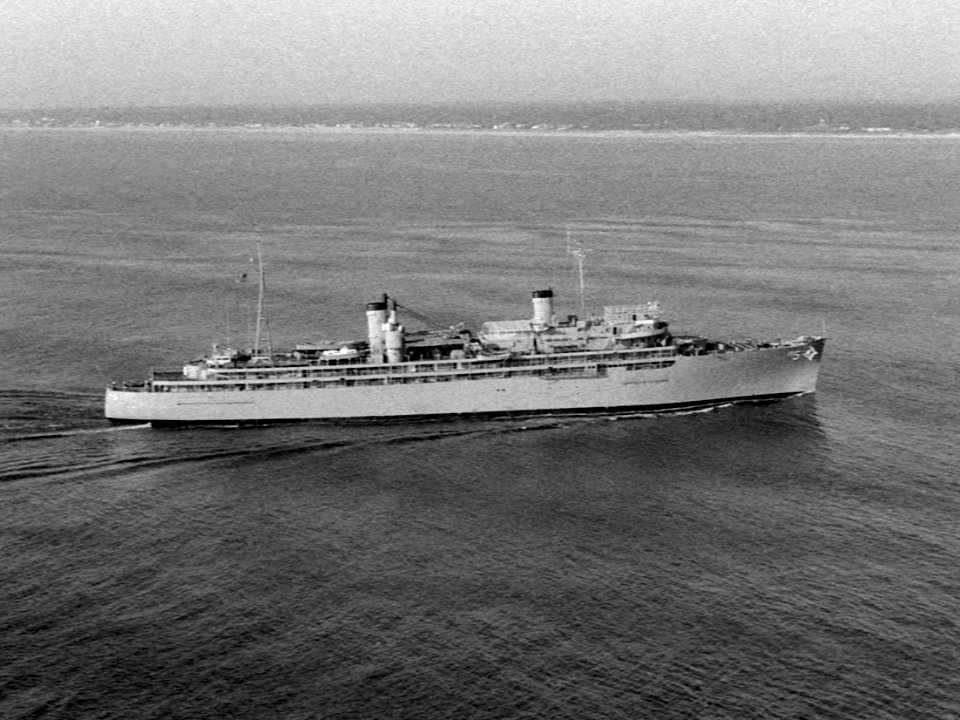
(109, 337, 815, 396)
(115, 345, 684, 393)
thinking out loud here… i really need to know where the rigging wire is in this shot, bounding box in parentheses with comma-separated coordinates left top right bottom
(392, 299, 464, 332)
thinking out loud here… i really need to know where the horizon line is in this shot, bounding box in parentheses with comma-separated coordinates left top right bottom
(4, 98, 960, 113)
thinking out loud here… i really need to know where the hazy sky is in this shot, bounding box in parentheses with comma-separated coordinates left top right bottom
(3, 0, 960, 108)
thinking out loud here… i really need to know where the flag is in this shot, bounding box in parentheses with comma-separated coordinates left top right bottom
(235, 272, 248, 283)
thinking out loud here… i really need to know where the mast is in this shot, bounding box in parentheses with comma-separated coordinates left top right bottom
(567, 229, 592, 318)
(253, 242, 272, 356)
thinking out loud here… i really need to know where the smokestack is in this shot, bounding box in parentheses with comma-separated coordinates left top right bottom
(366, 295, 388, 363)
(531, 289, 554, 329)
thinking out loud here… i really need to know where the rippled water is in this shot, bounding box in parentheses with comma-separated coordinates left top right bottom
(1, 128, 959, 719)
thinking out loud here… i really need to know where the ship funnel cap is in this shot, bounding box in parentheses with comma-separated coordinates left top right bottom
(366, 300, 388, 311)
(532, 289, 554, 299)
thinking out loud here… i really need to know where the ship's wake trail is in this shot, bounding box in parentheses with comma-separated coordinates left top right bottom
(0, 415, 577, 484)
(0, 398, 815, 485)
(4, 424, 152, 442)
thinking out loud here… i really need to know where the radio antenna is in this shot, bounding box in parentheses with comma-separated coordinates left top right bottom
(252, 240, 272, 357)
(566, 229, 593, 317)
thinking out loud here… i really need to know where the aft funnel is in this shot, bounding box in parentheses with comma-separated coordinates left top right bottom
(531, 289, 554, 329)
(366, 296, 388, 363)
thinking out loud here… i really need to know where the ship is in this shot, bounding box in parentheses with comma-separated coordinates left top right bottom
(105, 275, 826, 426)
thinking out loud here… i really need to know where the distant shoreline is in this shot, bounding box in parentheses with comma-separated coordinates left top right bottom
(3, 124, 960, 139)
(4, 100, 959, 137)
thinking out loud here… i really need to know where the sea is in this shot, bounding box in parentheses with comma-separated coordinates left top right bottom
(1, 125, 959, 719)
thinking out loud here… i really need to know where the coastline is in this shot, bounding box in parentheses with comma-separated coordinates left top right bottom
(3, 124, 960, 140)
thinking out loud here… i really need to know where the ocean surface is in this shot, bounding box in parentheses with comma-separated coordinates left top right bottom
(1, 127, 959, 719)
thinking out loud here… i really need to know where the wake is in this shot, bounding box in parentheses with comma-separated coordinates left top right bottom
(3, 423, 151, 443)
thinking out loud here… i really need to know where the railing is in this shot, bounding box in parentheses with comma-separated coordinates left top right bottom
(152, 346, 675, 379)
(131, 346, 680, 394)
(108, 340, 816, 394)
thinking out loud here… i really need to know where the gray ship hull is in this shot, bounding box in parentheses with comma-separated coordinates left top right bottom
(105, 339, 825, 426)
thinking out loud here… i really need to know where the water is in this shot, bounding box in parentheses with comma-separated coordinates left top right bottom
(2, 127, 959, 719)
